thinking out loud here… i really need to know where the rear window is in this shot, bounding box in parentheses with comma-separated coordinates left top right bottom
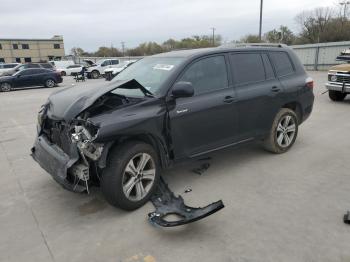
(269, 52, 294, 77)
(230, 53, 265, 85)
(40, 63, 53, 69)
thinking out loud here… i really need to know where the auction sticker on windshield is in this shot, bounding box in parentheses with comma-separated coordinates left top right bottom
(153, 64, 174, 71)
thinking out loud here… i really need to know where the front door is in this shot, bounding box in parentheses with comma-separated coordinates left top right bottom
(168, 55, 238, 159)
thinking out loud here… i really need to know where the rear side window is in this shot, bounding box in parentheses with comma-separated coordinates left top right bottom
(261, 54, 275, 80)
(269, 52, 294, 77)
(111, 60, 119, 65)
(230, 53, 265, 85)
(179, 56, 229, 95)
(40, 63, 53, 69)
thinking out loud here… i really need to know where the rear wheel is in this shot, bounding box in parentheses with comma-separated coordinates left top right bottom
(0, 82, 12, 92)
(101, 141, 160, 210)
(44, 79, 56, 88)
(263, 108, 298, 154)
(91, 70, 100, 79)
(329, 90, 347, 101)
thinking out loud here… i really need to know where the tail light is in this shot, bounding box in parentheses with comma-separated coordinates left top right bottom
(305, 77, 314, 89)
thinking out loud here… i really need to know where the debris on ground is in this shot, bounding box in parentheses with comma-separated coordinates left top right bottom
(344, 211, 350, 224)
(148, 177, 224, 227)
(192, 163, 211, 175)
(184, 188, 192, 193)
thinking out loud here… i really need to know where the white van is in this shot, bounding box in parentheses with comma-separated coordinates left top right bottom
(49, 60, 75, 69)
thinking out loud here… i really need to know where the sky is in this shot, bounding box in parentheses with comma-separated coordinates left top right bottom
(0, 0, 336, 53)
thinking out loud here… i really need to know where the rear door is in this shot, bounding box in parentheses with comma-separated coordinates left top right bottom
(169, 54, 238, 159)
(229, 52, 283, 139)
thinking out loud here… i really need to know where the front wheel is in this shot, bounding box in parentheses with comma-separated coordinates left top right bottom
(91, 70, 100, 79)
(263, 108, 298, 154)
(101, 141, 160, 210)
(329, 90, 347, 101)
(44, 79, 56, 88)
(0, 82, 12, 92)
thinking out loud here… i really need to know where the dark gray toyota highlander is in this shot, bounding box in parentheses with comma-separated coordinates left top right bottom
(31, 44, 314, 210)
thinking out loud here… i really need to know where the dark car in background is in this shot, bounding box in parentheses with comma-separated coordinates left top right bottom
(31, 44, 314, 210)
(1, 63, 55, 77)
(0, 68, 62, 91)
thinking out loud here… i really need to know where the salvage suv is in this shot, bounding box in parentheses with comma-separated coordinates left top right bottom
(31, 44, 314, 210)
(326, 63, 350, 101)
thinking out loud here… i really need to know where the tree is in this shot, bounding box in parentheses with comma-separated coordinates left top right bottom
(264, 25, 295, 45)
(70, 47, 86, 56)
(239, 34, 264, 43)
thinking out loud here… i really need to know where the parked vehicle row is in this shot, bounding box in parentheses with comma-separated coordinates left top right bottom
(31, 44, 314, 211)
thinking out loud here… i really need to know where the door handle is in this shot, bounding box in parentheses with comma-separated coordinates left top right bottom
(223, 96, 235, 103)
(271, 86, 281, 92)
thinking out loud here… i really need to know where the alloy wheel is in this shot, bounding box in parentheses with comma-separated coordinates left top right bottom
(46, 79, 55, 88)
(1, 83, 11, 92)
(276, 115, 296, 148)
(122, 153, 156, 201)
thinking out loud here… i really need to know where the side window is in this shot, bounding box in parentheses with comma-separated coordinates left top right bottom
(20, 69, 34, 76)
(269, 52, 294, 77)
(178, 56, 228, 95)
(101, 60, 109, 66)
(230, 53, 265, 85)
(111, 60, 119, 65)
(261, 54, 275, 80)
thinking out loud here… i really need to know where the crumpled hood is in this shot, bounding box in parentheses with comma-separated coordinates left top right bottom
(46, 79, 134, 121)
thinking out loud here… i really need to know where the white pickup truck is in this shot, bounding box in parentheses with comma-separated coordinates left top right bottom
(86, 59, 119, 79)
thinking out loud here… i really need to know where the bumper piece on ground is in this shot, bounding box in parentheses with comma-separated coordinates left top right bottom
(148, 177, 224, 227)
(31, 135, 86, 193)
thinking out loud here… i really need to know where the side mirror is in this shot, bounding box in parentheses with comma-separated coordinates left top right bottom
(16, 74, 21, 78)
(171, 81, 194, 98)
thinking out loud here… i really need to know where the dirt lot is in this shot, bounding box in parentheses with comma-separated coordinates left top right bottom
(1, 72, 350, 262)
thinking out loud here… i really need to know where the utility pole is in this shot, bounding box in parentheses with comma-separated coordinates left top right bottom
(121, 41, 125, 57)
(259, 0, 263, 41)
(210, 27, 216, 46)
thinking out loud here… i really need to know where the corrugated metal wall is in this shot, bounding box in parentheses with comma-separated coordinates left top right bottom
(292, 41, 350, 71)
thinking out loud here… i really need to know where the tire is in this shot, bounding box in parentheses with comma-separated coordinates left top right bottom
(101, 141, 160, 210)
(44, 79, 56, 88)
(329, 90, 347, 101)
(91, 70, 100, 79)
(263, 108, 299, 154)
(61, 71, 66, 76)
(0, 82, 12, 92)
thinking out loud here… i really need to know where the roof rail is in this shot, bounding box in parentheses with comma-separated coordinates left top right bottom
(219, 43, 287, 48)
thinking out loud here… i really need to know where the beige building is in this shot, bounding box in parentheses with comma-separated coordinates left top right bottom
(0, 35, 65, 63)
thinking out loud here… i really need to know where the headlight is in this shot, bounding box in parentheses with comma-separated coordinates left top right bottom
(330, 75, 337, 82)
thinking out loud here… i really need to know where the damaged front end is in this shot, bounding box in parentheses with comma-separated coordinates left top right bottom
(32, 110, 104, 193)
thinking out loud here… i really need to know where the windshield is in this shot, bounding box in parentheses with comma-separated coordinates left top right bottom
(111, 57, 184, 97)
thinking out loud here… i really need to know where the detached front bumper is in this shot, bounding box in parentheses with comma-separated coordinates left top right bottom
(325, 82, 350, 93)
(31, 135, 86, 192)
